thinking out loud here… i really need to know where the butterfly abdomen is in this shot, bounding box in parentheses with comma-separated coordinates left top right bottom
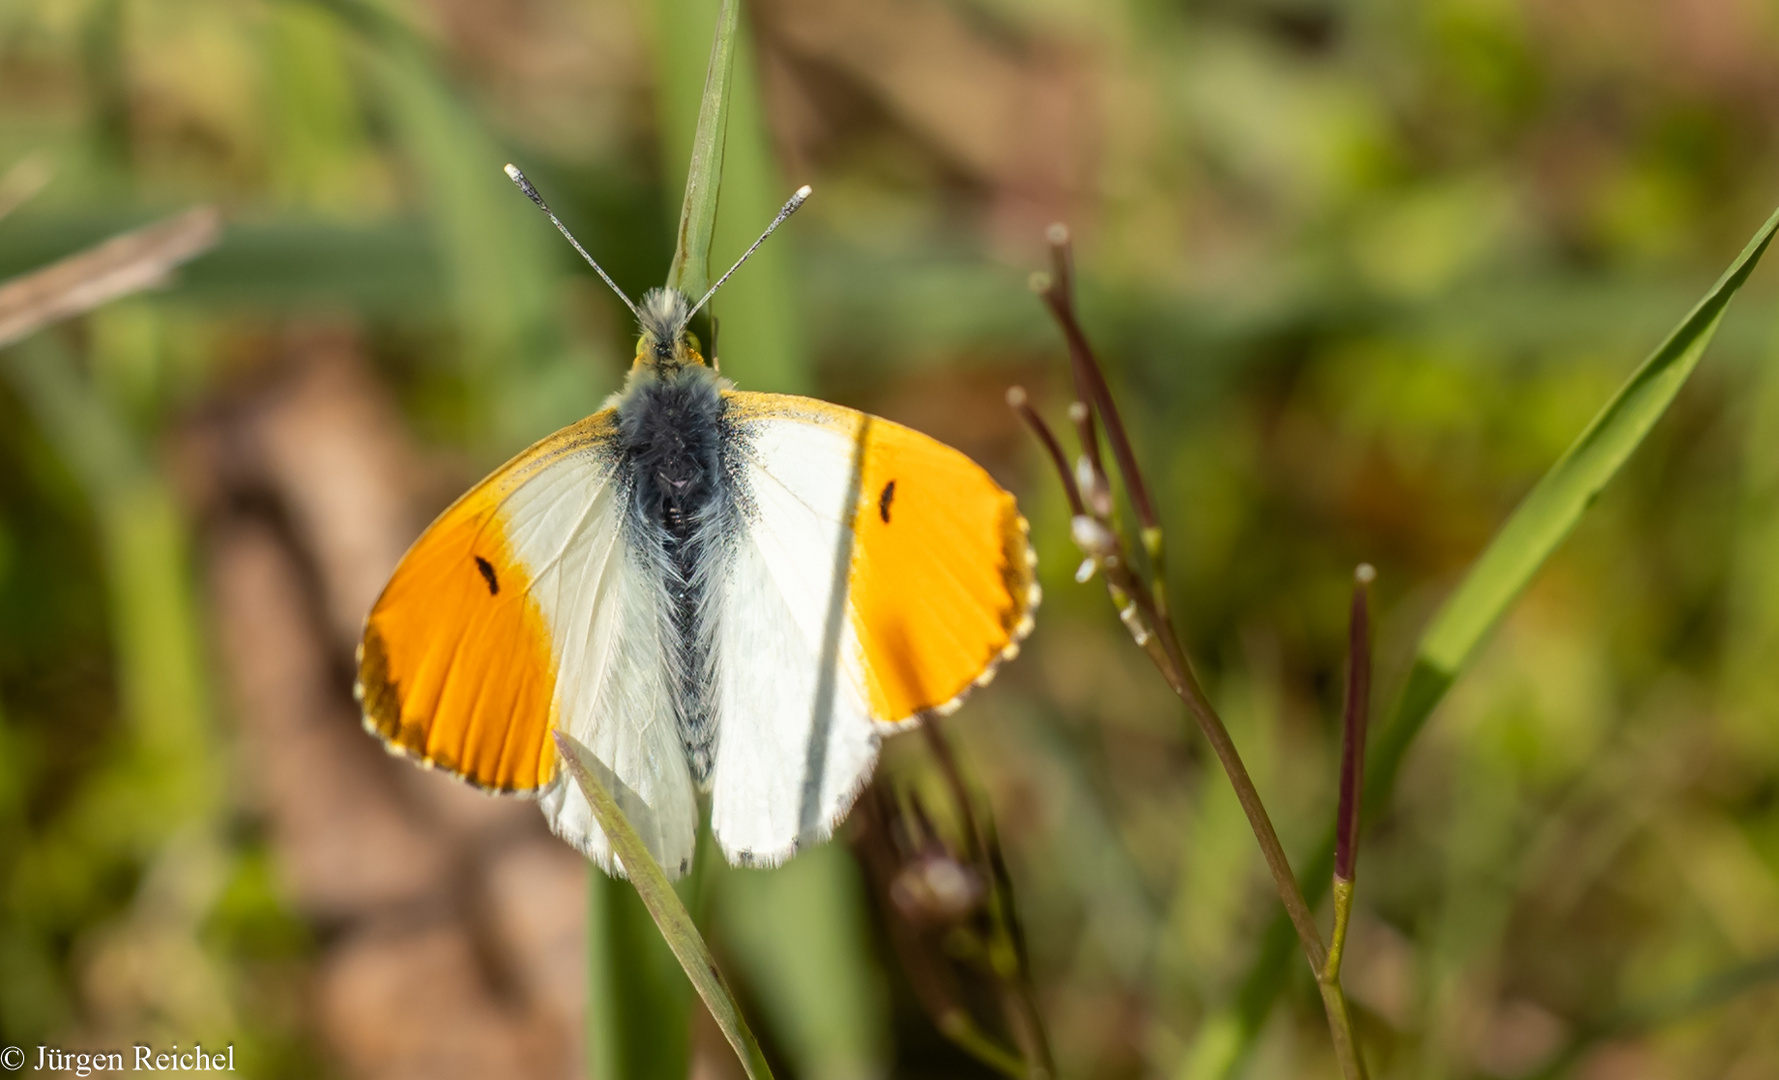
(616, 364, 737, 785)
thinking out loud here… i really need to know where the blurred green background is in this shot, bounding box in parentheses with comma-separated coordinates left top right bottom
(3, 0, 1779, 1077)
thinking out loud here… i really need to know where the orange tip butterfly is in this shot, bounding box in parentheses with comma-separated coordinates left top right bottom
(355, 166, 1039, 878)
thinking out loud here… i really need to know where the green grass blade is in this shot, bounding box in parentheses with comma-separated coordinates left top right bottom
(586, 871, 693, 1080)
(1369, 203, 1779, 809)
(716, 845, 887, 1080)
(649, 0, 869, 1069)
(555, 732, 776, 1080)
(652, 0, 809, 392)
(3, 334, 220, 824)
(1216, 205, 1779, 1077)
(305, 0, 607, 450)
(581, 6, 764, 1075)
(665, 0, 740, 301)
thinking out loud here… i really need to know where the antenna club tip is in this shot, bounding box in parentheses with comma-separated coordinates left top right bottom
(1006, 386, 1028, 408)
(794, 184, 813, 200)
(1355, 563, 1377, 586)
(1046, 222, 1070, 246)
(503, 163, 522, 180)
(1067, 401, 1089, 422)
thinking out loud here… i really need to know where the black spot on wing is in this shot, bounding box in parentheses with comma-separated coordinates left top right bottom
(879, 479, 896, 523)
(473, 556, 500, 595)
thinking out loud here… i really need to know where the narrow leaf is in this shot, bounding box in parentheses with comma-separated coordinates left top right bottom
(653, 0, 809, 392)
(554, 731, 776, 1080)
(665, 0, 740, 301)
(1223, 205, 1779, 1076)
(1369, 203, 1779, 805)
(1333, 564, 1373, 884)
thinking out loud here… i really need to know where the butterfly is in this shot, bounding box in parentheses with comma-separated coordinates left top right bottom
(355, 167, 1038, 879)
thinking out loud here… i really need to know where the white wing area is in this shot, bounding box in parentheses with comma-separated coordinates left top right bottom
(501, 450, 699, 879)
(709, 411, 880, 867)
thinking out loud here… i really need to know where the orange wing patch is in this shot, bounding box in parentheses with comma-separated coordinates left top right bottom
(356, 412, 617, 793)
(848, 417, 1037, 722)
(358, 487, 558, 792)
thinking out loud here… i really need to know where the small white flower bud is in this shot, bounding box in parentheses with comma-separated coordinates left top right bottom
(1071, 515, 1118, 558)
(1119, 601, 1151, 645)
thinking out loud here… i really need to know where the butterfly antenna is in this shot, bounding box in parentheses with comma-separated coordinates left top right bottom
(504, 163, 639, 318)
(682, 185, 812, 326)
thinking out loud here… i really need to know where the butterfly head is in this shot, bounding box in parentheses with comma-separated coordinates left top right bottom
(635, 288, 704, 372)
(503, 165, 809, 378)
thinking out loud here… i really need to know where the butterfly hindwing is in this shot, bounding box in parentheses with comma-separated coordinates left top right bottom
(356, 410, 698, 878)
(707, 392, 1038, 866)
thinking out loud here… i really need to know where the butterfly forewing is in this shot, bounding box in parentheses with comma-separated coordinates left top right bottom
(356, 410, 699, 877)
(707, 393, 1038, 866)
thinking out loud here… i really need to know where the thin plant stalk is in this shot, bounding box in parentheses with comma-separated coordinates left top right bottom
(1324, 564, 1375, 997)
(849, 714, 1054, 1077)
(918, 716, 1056, 1080)
(1321, 565, 1375, 1075)
(850, 788, 1027, 1079)
(1223, 203, 1779, 1076)
(1015, 229, 1368, 1079)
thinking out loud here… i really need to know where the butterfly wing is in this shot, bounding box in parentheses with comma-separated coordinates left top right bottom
(707, 392, 1039, 866)
(356, 410, 699, 877)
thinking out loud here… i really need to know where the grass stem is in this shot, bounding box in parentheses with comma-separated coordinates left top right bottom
(917, 716, 1056, 1080)
(1224, 204, 1779, 1077)
(1335, 565, 1375, 885)
(1020, 236, 1382, 1078)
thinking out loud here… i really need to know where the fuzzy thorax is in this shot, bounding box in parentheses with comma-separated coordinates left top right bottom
(634, 288, 705, 372)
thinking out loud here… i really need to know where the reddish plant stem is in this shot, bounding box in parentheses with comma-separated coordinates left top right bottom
(850, 790, 1025, 1078)
(1042, 229, 1102, 485)
(1023, 231, 1371, 1078)
(1336, 565, 1375, 884)
(917, 716, 1056, 1080)
(1007, 387, 1085, 517)
(1030, 251, 1324, 975)
(1034, 279, 1158, 536)
(1110, 558, 1328, 973)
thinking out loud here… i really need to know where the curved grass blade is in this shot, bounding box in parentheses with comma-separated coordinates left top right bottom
(1216, 205, 1779, 1077)
(554, 732, 776, 1080)
(665, 0, 740, 300)
(1371, 204, 1779, 805)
